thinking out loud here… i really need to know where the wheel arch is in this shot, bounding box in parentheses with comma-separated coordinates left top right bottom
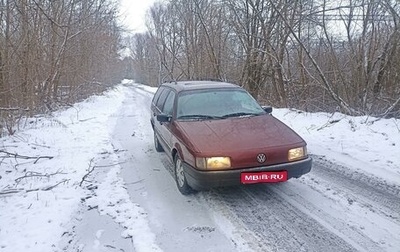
(171, 148, 178, 161)
(171, 142, 184, 162)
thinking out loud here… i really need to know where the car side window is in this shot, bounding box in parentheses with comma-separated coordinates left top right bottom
(162, 91, 175, 116)
(152, 86, 165, 105)
(156, 88, 170, 110)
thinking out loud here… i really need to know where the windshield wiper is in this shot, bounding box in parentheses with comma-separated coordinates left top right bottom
(221, 112, 262, 118)
(178, 114, 223, 120)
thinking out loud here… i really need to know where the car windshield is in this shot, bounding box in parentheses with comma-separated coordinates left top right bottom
(176, 89, 265, 120)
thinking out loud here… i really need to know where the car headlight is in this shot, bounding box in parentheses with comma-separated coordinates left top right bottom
(288, 147, 307, 161)
(196, 157, 231, 170)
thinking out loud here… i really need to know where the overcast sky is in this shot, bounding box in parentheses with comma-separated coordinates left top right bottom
(119, 0, 158, 33)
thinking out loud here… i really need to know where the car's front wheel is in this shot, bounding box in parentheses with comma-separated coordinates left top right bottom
(154, 131, 164, 152)
(174, 154, 193, 195)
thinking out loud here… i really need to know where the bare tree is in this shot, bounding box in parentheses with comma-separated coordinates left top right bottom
(0, 0, 124, 135)
(130, 0, 400, 117)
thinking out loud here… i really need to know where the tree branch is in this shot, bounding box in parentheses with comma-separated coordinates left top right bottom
(0, 179, 69, 195)
(15, 170, 66, 183)
(79, 158, 96, 186)
(0, 150, 53, 164)
(269, 0, 361, 116)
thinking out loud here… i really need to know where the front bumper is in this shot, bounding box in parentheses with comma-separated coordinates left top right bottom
(183, 157, 312, 190)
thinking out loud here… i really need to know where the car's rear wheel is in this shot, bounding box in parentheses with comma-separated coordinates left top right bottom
(174, 154, 193, 195)
(154, 131, 164, 152)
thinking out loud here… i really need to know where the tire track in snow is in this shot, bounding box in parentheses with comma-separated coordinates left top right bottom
(202, 185, 361, 252)
(268, 183, 384, 252)
(310, 155, 400, 223)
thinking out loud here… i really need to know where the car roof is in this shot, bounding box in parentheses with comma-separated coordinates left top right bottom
(160, 80, 242, 93)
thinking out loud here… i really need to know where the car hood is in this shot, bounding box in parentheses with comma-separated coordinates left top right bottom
(175, 114, 305, 155)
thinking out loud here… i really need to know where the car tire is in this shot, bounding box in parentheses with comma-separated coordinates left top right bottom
(174, 154, 193, 195)
(154, 131, 164, 152)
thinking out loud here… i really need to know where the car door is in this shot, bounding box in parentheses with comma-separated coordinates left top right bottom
(157, 90, 176, 153)
(153, 88, 175, 152)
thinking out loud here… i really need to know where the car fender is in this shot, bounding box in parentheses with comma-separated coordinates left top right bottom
(172, 140, 197, 168)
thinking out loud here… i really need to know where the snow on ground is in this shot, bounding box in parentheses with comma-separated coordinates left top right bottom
(0, 79, 399, 251)
(0, 81, 159, 252)
(272, 108, 400, 185)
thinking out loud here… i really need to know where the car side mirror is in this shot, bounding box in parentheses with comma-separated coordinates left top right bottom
(157, 114, 172, 123)
(262, 106, 273, 114)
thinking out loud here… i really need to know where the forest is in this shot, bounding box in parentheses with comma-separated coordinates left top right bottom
(0, 0, 123, 135)
(128, 0, 400, 118)
(1, 0, 400, 136)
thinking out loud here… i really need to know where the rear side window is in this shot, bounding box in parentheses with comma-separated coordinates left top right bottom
(162, 91, 175, 115)
(152, 86, 165, 105)
(156, 88, 171, 110)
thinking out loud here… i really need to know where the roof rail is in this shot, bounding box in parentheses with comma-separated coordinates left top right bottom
(162, 78, 226, 85)
(194, 77, 224, 82)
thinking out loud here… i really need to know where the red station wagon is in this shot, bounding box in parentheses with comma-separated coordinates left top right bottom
(150, 81, 312, 194)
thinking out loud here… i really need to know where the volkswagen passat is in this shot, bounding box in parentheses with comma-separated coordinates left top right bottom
(150, 81, 312, 194)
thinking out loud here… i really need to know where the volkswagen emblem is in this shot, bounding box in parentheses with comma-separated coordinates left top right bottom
(257, 153, 266, 163)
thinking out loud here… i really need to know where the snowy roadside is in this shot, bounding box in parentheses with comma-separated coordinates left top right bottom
(272, 108, 400, 186)
(1, 79, 399, 252)
(0, 81, 159, 251)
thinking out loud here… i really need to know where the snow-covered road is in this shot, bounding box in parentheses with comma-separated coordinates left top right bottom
(1, 81, 399, 252)
(110, 84, 400, 251)
(113, 85, 237, 251)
